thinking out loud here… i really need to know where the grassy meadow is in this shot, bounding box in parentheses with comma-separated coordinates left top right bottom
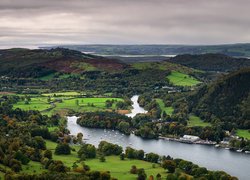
(236, 129, 250, 139)
(85, 156, 167, 180)
(44, 140, 168, 180)
(156, 99, 174, 116)
(167, 71, 201, 86)
(188, 115, 211, 127)
(13, 92, 125, 116)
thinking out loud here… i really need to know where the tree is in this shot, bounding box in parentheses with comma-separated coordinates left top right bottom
(162, 111, 167, 120)
(156, 173, 161, 180)
(120, 153, 125, 160)
(75, 99, 79, 106)
(78, 144, 96, 159)
(100, 171, 111, 180)
(44, 150, 52, 159)
(77, 132, 83, 143)
(145, 153, 159, 163)
(130, 165, 137, 174)
(9, 159, 22, 172)
(99, 155, 106, 162)
(14, 151, 30, 165)
(105, 100, 113, 108)
(162, 160, 176, 173)
(118, 121, 130, 134)
(55, 143, 71, 155)
(137, 168, 147, 180)
(33, 136, 46, 150)
(136, 150, 144, 160)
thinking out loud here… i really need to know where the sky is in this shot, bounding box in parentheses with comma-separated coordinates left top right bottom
(0, 0, 250, 48)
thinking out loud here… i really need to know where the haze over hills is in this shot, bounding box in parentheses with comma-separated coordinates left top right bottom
(43, 43, 250, 57)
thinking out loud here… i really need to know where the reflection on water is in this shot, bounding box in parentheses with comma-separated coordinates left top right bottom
(126, 95, 147, 118)
(68, 116, 250, 180)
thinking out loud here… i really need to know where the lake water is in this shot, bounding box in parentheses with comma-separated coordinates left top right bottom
(67, 95, 250, 180)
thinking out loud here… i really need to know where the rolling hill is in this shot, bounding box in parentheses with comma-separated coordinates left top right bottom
(189, 68, 250, 129)
(0, 48, 128, 77)
(167, 53, 250, 72)
(45, 43, 250, 57)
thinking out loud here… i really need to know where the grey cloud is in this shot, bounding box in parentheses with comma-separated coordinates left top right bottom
(0, 0, 250, 48)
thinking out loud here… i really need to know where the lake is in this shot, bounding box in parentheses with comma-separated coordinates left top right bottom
(67, 95, 250, 179)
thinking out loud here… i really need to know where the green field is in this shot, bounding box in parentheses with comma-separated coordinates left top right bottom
(46, 140, 81, 167)
(13, 97, 51, 111)
(156, 99, 174, 115)
(85, 156, 167, 180)
(50, 97, 123, 115)
(132, 61, 198, 74)
(13, 95, 125, 116)
(188, 115, 211, 127)
(22, 161, 46, 174)
(42, 91, 82, 96)
(236, 129, 250, 139)
(167, 71, 201, 86)
(44, 140, 167, 180)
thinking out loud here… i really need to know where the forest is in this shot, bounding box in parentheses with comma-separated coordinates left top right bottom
(0, 48, 249, 179)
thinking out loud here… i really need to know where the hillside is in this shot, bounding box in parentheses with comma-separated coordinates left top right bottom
(189, 68, 250, 129)
(46, 43, 250, 57)
(0, 48, 128, 77)
(167, 54, 250, 72)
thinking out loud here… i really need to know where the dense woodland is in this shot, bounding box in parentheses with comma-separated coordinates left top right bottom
(189, 68, 250, 130)
(167, 54, 250, 72)
(0, 98, 238, 179)
(0, 48, 249, 179)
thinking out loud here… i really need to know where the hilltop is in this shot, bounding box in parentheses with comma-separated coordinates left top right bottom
(46, 43, 250, 57)
(189, 68, 250, 129)
(0, 48, 128, 77)
(167, 54, 250, 72)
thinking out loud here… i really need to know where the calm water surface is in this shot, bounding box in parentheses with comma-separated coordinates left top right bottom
(67, 95, 250, 179)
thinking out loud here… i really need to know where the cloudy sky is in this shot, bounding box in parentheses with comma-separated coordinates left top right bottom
(0, 0, 250, 48)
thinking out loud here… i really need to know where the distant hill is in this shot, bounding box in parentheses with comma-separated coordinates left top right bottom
(43, 43, 250, 57)
(167, 54, 250, 72)
(189, 68, 250, 129)
(0, 48, 128, 77)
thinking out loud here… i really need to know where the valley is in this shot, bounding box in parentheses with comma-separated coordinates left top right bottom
(0, 48, 249, 180)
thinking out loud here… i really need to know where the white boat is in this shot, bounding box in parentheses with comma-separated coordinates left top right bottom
(215, 144, 220, 148)
(245, 151, 250, 154)
(236, 149, 243, 152)
(225, 147, 230, 150)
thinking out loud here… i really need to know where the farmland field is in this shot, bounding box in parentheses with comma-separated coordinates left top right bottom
(167, 71, 201, 86)
(236, 129, 250, 139)
(42, 91, 82, 96)
(13, 97, 51, 111)
(156, 99, 174, 115)
(188, 115, 211, 127)
(13, 94, 125, 116)
(85, 156, 167, 180)
(44, 140, 167, 180)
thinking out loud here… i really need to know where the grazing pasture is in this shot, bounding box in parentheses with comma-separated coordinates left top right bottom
(236, 129, 250, 139)
(167, 71, 201, 86)
(188, 115, 211, 127)
(156, 99, 174, 115)
(13, 94, 125, 116)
